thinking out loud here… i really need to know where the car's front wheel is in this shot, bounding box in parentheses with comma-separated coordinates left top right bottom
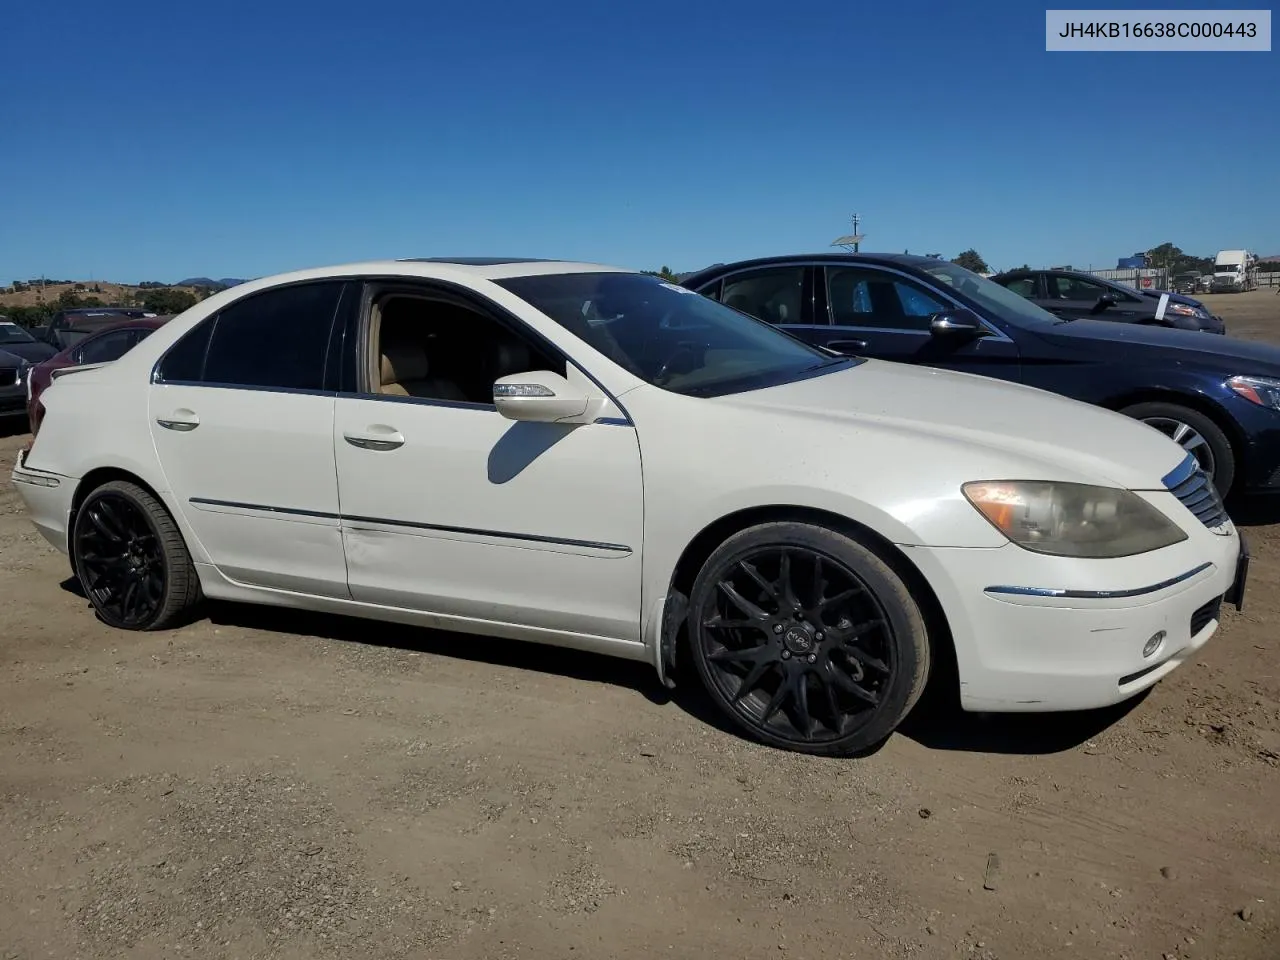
(1119, 401, 1235, 497)
(687, 522, 931, 756)
(72, 479, 203, 630)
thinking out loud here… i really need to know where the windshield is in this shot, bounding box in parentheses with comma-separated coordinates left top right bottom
(917, 261, 1062, 327)
(496, 272, 852, 397)
(0, 322, 35, 345)
(1216, 264, 1240, 273)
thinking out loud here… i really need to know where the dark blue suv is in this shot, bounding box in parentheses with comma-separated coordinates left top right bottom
(680, 254, 1280, 498)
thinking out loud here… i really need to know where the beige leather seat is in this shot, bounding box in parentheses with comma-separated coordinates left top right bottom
(379, 342, 466, 401)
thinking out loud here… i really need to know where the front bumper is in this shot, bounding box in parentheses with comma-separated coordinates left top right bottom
(905, 518, 1242, 713)
(0, 382, 26, 417)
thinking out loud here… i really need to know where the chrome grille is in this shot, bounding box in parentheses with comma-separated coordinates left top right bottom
(1162, 454, 1230, 530)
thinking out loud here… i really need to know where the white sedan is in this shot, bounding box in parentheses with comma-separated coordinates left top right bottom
(12, 257, 1248, 755)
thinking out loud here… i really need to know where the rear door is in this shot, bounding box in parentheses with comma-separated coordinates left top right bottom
(697, 265, 828, 346)
(815, 264, 1022, 381)
(148, 280, 354, 598)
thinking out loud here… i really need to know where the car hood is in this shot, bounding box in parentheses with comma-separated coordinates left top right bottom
(0, 348, 24, 368)
(717, 359, 1186, 490)
(1036, 317, 1280, 371)
(1140, 288, 1203, 308)
(0, 341, 58, 363)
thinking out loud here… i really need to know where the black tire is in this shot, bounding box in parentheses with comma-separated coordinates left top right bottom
(687, 521, 930, 756)
(72, 479, 203, 630)
(1119, 401, 1235, 497)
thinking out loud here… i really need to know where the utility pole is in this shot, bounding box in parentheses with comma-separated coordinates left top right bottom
(831, 214, 865, 253)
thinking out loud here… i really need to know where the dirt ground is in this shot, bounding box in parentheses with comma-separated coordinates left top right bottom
(2, 292, 1278, 960)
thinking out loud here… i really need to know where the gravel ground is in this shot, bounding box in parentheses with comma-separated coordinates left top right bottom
(1, 290, 1277, 960)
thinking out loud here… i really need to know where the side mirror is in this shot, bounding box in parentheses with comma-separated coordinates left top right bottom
(493, 370, 596, 423)
(1092, 293, 1119, 313)
(929, 309, 986, 339)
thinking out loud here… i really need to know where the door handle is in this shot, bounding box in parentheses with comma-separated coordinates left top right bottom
(156, 409, 199, 431)
(344, 427, 404, 451)
(827, 339, 868, 354)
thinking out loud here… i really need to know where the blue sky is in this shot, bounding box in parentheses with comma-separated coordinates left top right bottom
(1, 0, 1275, 283)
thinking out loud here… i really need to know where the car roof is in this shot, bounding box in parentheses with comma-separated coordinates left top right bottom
(213, 259, 635, 296)
(679, 252, 943, 285)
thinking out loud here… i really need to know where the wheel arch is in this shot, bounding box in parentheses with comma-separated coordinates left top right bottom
(1101, 386, 1246, 464)
(659, 504, 958, 700)
(66, 466, 207, 568)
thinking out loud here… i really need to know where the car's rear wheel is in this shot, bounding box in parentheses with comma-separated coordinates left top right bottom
(72, 480, 202, 630)
(687, 522, 930, 756)
(1119, 401, 1235, 497)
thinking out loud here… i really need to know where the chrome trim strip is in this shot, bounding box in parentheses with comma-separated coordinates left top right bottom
(187, 497, 632, 554)
(985, 561, 1213, 600)
(190, 497, 340, 520)
(154, 379, 336, 398)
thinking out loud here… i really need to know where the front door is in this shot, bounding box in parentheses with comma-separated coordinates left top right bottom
(333, 283, 645, 643)
(816, 264, 1022, 381)
(1042, 273, 1145, 322)
(148, 280, 353, 598)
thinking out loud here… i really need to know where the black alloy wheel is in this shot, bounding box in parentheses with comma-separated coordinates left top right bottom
(688, 522, 930, 756)
(72, 480, 202, 630)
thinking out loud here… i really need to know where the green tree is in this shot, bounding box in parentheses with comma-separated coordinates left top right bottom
(643, 266, 681, 282)
(57, 289, 86, 309)
(142, 287, 198, 314)
(951, 249, 990, 273)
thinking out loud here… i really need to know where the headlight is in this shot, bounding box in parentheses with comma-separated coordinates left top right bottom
(15, 360, 30, 385)
(1165, 302, 1206, 319)
(962, 481, 1188, 558)
(1227, 375, 1280, 411)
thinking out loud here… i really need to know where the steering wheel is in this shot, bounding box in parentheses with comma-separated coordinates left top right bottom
(653, 339, 708, 386)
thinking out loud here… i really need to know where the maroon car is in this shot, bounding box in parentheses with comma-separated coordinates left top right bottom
(27, 316, 170, 435)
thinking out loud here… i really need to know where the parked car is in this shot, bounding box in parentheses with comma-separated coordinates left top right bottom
(0, 349, 33, 422)
(26, 316, 170, 436)
(0, 319, 59, 363)
(38, 308, 157, 351)
(1172, 272, 1203, 296)
(13, 258, 1246, 756)
(989, 268, 1225, 333)
(680, 254, 1280, 497)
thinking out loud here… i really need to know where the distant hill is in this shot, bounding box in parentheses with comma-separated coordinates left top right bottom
(176, 277, 248, 288)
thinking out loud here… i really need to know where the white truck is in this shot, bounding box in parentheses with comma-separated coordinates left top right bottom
(1211, 249, 1258, 292)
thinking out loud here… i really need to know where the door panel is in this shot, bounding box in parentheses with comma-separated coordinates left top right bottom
(817, 266, 1022, 381)
(334, 395, 644, 640)
(149, 385, 348, 596)
(146, 278, 352, 598)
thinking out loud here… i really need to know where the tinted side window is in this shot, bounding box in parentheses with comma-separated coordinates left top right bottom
(720, 268, 805, 325)
(826, 267, 946, 331)
(77, 329, 139, 366)
(158, 282, 344, 390)
(696, 279, 722, 301)
(1051, 275, 1109, 300)
(1003, 277, 1038, 297)
(157, 316, 214, 382)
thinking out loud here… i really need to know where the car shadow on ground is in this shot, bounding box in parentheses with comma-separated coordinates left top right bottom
(58, 578, 1150, 758)
(1227, 491, 1280, 527)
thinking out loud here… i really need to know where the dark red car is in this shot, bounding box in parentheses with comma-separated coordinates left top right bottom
(27, 316, 170, 435)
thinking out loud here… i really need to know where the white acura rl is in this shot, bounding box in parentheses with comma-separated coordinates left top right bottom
(12, 257, 1247, 755)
